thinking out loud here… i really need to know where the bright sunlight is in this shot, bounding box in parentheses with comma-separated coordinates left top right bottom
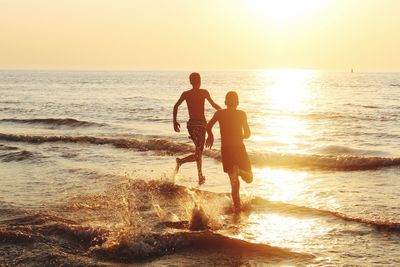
(247, 0, 330, 26)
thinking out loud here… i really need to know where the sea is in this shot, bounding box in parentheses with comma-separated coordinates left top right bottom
(0, 70, 399, 266)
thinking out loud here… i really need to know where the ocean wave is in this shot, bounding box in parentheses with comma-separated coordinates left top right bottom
(67, 179, 400, 235)
(0, 133, 194, 154)
(0, 150, 35, 162)
(1, 214, 107, 247)
(249, 197, 400, 233)
(309, 145, 383, 156)
(1, 133, 399, 171)
(0, 144, 38, 162)
(0, 118, 105, 128)
(1, 179, 399, 265)
(0, 144, 18, 151)
(250, 152, 400, 171)
(0, 211, 310, 264)
(91, 231, 310, 262)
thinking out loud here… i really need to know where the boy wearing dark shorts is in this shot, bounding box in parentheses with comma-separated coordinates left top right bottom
(206, 91, 253, 212)
(173, 73, 221, 185)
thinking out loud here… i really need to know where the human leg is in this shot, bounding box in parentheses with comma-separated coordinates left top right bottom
(175, 154, 196, 172)
(188, 125, 206, 185)
(176, 125, 206, 183)
(229, 169, 241, 213)
(195, 147, 205, 185)
(234, 145, 253, 183)
(221, 147, 239, 210)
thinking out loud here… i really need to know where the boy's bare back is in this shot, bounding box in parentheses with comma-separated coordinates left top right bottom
(181, 89, 209, 121)
(213, 109, 249, 147)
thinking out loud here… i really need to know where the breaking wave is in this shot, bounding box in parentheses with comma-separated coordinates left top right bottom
(0, 133, 194, 154)
(65, 179, 400, 235)
(1, 133, 399, 171)
(1, 179, 399, 265)
(250, 151, 400, 171)
(309, 145, 383, 156)
(0, 118, 105, 127)
(249, 197, 400, 233)
(91, 231, 308, 262)
(0, 213, 310, 265)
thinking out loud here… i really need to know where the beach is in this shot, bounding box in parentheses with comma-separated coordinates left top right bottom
(0, 70, 399, 266)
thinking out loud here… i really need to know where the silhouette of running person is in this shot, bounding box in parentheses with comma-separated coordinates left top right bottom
(173, 72, 221, 185)
(206, 91, 253, 212)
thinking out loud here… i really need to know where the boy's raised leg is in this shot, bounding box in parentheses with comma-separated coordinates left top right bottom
(233, 165, 253, 184)
(239, 170, 253, 184)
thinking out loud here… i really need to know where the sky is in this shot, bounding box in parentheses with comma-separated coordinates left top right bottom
(1, 0, 399, 71)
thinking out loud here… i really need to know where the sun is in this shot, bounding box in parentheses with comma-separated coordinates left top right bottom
(247, 0, 329, 26)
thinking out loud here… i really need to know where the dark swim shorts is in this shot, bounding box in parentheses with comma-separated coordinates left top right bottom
(221, 144, 252, 173)
(187, 120, 206, 151)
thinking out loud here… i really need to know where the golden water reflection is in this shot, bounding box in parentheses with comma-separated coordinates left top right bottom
(238, 70, 333, 254)
(254, 69, 316, 154)
(237, 213, 330, 252)
(262, 69, 315, 112)
(251, 167, 341, 211)
(267, 117, 309, 153)
(253, 167, 309, 203)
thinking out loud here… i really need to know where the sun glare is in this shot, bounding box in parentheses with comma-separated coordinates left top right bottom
(252, 69, 315, 153)
(247, 0, 329, 26)
(264, 69, 314, 112)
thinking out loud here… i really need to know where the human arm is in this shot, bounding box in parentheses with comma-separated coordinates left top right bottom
(205, 90, 222, 110)
(173, 93, 185, 132)
(205, 111, 219, 149)
(242, 112, 251, 139)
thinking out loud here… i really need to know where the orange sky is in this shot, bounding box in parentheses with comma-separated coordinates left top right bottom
(1, 0, 399, 71)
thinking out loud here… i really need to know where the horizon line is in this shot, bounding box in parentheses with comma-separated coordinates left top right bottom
(0, 68, 399, 73)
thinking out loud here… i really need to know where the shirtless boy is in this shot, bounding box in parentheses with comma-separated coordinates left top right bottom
(206, 91, 253, 212)
(173, 72, 221, 185)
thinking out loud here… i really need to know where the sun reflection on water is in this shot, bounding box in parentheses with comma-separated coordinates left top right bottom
(237, 213, 329, 253)
(233, 70, 335, 257)
(262, 69, 314, 112)
(252, 69, 316, 154)
(267, 117, 309, 153)
(253, 167, 308, 203)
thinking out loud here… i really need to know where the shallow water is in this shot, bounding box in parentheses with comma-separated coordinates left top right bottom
(0, 70, 399, 266)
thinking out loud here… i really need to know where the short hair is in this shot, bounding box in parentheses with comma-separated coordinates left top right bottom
(225, 91, 239, 106)
(189, 72, 201, 85)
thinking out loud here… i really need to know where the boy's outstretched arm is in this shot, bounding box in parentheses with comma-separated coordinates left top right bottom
(206, 112, 218, 149)
(173, 93, 185, 132)
(205, 91, 222, 110)
(242, 112, 251, 139)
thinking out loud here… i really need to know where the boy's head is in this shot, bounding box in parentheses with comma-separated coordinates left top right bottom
(189, 72, 201, 87)
(225, 91, 239, 108)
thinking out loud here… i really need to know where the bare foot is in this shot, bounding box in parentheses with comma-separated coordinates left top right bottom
(198, 175, 205, 186)
(241, 173, 253, 184)
(175, 158, 182, 173)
